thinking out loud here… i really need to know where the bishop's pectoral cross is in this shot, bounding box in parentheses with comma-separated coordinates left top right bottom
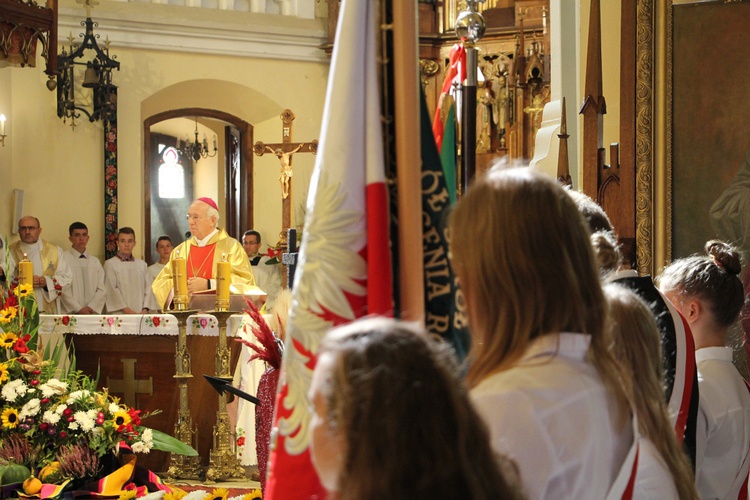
(253, 109, 318, 245)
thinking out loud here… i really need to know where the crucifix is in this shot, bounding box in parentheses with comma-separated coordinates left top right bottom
(253, 109, 318, 247)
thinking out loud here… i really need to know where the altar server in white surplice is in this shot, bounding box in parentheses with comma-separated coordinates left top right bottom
(103, 227, 151, 314)
(61, 222, 106, 315)
(8, 216, 72, 313)
(145, 236, 172, 311)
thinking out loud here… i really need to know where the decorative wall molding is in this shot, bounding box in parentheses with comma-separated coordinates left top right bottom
(57, 2, 329, 63)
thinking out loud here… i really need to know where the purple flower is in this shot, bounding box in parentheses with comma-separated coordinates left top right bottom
(47, 427, 57, 436)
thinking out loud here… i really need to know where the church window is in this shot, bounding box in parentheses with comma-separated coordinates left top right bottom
(158, 146, 185, 199)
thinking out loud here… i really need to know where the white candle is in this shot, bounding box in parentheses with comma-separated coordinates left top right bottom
(0, 114, 5, 136)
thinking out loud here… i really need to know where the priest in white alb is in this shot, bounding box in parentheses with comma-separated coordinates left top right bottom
(152, 197, 256, 310)
(8, 216, 73, 313)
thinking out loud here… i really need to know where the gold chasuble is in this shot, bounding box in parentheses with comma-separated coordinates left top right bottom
(151, 228, 255, 310)
(9, 240, 61, 311)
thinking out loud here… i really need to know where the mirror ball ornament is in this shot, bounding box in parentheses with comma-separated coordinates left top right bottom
(455, 10, 486, 44)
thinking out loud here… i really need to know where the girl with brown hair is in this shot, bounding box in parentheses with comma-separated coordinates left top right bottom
(308, 317, 524, 500)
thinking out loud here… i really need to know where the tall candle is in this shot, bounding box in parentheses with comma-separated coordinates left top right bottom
(216, 253, 230, 308)
(171, 250, 188, 309)
(18, 254, 32, 286)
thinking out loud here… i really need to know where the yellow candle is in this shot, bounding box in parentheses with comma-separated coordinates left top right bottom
(18, 255, 33, 286)
(171, 251, 188, 297)
(216, 254, 230, 305)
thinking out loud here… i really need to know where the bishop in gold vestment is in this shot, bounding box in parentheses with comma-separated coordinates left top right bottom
(151, 198, 256, 310)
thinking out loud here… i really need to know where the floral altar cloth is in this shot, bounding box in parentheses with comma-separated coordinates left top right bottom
(38, 314, 245, 338)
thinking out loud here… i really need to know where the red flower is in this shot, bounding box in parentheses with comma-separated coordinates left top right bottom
(236, 436, 245, 447)
(13, 339, 29, 354)
(127, 408, 142, 427)
(151, 317, 161, 327)
(62, 316, 70, 326)
(3, 294, 17, 308)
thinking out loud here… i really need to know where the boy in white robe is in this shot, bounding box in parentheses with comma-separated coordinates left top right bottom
(61, 222, 106, 314)
(145, 236, 172, 311)
(103, 227, 150, 314)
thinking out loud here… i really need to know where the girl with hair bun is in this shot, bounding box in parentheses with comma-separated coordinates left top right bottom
(659, 240, 750, 499)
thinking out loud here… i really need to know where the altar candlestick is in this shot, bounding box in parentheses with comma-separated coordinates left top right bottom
(18, 254, 32, 286)
(172, 250, 189, 310)
(216, 254, 230, 311)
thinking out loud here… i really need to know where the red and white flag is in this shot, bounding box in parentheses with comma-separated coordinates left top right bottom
(264, 0, 392, 497)
(432, 43, 466, 152)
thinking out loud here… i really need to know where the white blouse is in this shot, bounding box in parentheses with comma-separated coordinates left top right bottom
(470, 333, 633, 500)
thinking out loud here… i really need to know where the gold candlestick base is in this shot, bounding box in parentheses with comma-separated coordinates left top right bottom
(204, 310, 245, 482)
(166, 310, 205, 480)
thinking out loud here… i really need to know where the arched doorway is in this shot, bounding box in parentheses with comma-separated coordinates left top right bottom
(143, 108, 253, 264)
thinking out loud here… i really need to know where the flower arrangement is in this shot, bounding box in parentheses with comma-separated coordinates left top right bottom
(0, 285, 196, 497)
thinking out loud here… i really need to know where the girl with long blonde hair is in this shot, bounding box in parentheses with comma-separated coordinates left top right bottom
(449, 168, 632, 499)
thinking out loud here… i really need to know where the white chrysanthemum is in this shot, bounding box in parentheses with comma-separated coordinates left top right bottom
(56, 404, 68, 415)
(74, 410, 95, 432)
(20, 398, 41, 419)
(108, 403, 120, 414)
(2, 383, 19, 402)
(66, 390, 91, 404)
(91, 427, 104, 437)
(141, 428, 153, 445)
(40, 379, 68, 397)
(43, 410, 61, 424)
(86, 409, 97, 419)
(182, 491, 210, 500)
(68, 421, 79, 431)
(132, 441, 151, 454)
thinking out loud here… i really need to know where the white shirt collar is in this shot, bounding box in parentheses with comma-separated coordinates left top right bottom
(520, 332, 592, 364)
(695, 346, 734, 364)
(194, 228, 219, 247)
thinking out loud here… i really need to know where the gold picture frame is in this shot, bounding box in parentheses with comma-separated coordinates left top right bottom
(637, 0, 750, 276)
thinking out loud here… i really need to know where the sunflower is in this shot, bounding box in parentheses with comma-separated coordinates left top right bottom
(243, 490, 262, 500)
(118, 490, 137, 500)
(14, 284, 33, 298)
(0, 307, 16, 324)
(112, 411, 131, 429)
(0, 363, 9, 383)
(211, 488, 229, 500)
(1, 408, 20, 429)
(0, 332, 18, 349)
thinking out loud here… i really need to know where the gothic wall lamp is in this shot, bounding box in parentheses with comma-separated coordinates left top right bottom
(55, 0, 120, 128)
(0, 114, 7, 147)
(181, 117, 218, 161)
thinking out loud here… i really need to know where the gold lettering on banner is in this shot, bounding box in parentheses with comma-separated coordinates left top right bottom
(426, 313, 450, 335)
(106, 358, 154, 408)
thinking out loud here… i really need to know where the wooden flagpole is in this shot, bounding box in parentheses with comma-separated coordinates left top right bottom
(392, 0, 424, 322)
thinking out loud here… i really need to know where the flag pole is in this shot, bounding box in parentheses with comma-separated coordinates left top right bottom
(456, 1, 486, 191)
(392, 0, 424, 322)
